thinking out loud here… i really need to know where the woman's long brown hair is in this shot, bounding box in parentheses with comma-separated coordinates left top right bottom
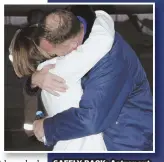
(10, 26, 51, 78)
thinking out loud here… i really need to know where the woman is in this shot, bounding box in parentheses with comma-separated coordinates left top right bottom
(9, 10, 115, 151)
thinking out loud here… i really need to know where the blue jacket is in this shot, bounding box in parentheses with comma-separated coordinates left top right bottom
(43, 32, 153, 151)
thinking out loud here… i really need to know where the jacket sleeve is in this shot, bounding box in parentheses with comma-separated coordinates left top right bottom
(43, 42, 133, 146)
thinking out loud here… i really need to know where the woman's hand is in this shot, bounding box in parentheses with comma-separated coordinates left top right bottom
(31, 64, 68, 96)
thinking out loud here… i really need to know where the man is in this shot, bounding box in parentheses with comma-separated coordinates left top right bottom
(24, 6, 153, 151)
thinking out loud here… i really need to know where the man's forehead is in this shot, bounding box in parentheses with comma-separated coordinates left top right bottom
(39, 38, 70, 53)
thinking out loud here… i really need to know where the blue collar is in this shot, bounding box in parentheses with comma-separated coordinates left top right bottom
(77, 16, 87, 36)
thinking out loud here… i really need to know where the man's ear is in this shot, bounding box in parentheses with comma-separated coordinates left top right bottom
(70, 41, 78, 51)
(39, 38, 54, 53)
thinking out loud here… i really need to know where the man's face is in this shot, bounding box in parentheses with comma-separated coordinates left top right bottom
(39, 39, 72, 57)
(39, 27, 84, 57)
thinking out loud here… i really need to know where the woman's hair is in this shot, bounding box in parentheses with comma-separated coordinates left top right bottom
(9, 9, 82, 78)
(10, 25, 52, 78)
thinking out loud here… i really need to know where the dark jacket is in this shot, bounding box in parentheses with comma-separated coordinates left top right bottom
(43, 32, 153, 151)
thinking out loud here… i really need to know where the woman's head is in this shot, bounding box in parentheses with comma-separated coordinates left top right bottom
(10, 25, 52, 78)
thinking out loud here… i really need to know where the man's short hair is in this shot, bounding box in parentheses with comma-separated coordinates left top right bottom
(42, 9, 82, 44)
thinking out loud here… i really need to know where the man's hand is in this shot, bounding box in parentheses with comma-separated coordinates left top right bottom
(31, 64, 68, 96)
(33, 119, 45, 142)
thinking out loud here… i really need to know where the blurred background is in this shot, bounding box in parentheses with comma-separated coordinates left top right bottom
(4, 4, 153, 151)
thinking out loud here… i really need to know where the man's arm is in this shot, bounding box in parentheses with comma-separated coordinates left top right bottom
(43, 42, 133, 146)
